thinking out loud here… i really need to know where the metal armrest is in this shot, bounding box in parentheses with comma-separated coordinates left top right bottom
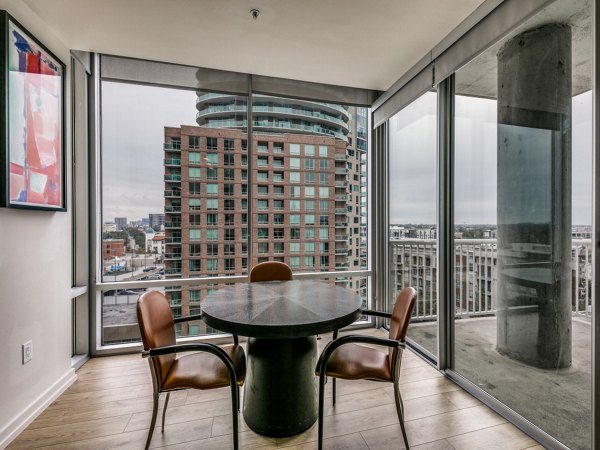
(361, 309, 391, 319)
(144, 342, 228, 358)
(315, 334, 404, 375)
(173, 314, 203, 324)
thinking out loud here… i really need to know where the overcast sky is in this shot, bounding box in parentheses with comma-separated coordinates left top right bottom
(389, 90, 593, 226)
(102, 82, 197, 222)
(102, 82, 593, 227)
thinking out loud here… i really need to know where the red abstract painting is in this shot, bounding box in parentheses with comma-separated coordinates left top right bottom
(6, 19, 63, 209)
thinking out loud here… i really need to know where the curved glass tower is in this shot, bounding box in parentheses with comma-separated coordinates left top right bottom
(196, 93, 351, 141)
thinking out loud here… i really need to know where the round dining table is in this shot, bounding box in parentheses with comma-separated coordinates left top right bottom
(201, 279, 362, 437)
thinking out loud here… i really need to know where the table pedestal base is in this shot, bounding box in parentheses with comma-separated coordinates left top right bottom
(243, 336, 318, 437)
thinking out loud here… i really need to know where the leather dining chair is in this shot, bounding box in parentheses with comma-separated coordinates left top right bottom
(137, 291, 246, 450)
(249, 260, 293, 282)
(315, 287, 417, 450)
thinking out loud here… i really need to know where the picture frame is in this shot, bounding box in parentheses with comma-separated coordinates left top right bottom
(0, 10, 66, 211)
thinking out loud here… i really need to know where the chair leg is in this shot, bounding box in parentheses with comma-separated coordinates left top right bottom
(318, 370, 327, 450)
(231, 382, 239, 450)
(161, 392, 170, 432)
(332, 378, 336, 406)
(393, 381, 410, 450)
(236, 385, 240, 412)
(145, 392, 160, 450)
(331, 329, 338, 407)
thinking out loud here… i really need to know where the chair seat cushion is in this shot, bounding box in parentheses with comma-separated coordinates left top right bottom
(162, 344, 246, 391)
(325, 343, 392, 382)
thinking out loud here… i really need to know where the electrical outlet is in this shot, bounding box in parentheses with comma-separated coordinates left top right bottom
(22, 340, 32, 364)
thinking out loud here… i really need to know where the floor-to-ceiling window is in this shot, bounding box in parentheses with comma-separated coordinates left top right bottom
(100, 82, 249, 343)
(388, 90, 438, 358)
(451, 0, 592, 447)
(95, 61, 373, 347)
(379, 0, 593, 447)
(249, 94, 370, 299)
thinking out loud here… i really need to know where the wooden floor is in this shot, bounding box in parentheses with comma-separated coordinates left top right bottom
(8, 329, 543, 449)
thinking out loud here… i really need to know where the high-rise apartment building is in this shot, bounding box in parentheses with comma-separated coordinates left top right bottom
(114, 217, 127, 230)
(163, 95, 368, 325)
(148, 213, 165, 231)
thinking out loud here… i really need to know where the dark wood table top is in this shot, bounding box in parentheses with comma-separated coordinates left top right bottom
(201, 279, 362, 338)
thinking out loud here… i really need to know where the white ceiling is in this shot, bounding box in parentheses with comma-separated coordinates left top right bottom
(24, 0, 486, 91)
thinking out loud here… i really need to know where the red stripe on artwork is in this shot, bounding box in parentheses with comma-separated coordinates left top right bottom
(9, 162, 24, 175)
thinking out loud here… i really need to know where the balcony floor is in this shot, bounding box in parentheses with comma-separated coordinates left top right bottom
(9, 329, 540, 450)
(409, 316, 591, 450)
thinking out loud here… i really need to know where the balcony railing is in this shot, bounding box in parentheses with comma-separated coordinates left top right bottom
(389, 238, 593, 321)
(195, 93, 350, 119)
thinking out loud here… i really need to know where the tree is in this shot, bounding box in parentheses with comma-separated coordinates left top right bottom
(102, 231, 128, 241)
(126, 227, 146, 249)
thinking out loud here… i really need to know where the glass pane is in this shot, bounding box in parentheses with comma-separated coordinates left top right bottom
(250, 94, 369, 299)
(101, 84, 248, 341)
(453, 0, 592, 447)
(102, 287, 150, 345)
(388, 91, 438, 357)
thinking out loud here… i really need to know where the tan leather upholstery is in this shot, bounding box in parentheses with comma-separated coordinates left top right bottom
(324, 287, 416, 380)
(136, 290, 245, 449)
(387, 287, 417, 364)
(162, 344, 246, 390)
(137, 291, 246, 390)
(137, 290, 177, 386)
(389, 287, 416, 341)
(324, 343, 392, 381)
(317, 287, 416, 450)
(249, 261, 293, 282)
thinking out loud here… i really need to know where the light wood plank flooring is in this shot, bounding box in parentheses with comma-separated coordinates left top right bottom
(8, 329, 543, 449)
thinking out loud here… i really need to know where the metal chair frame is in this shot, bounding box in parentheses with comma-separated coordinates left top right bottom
(141, 313, 242, 450)
(315, 309, 411, 450)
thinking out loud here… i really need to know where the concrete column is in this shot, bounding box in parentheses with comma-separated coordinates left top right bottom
(496, 24, 572, 369)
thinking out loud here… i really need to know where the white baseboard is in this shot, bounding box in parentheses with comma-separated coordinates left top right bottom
(0, 369, 77, 449)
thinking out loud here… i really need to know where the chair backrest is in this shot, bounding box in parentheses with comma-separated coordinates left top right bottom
(388, 287, 416, 374)
(249, 261, 293, 282)
(137, 290, 177, 384)
(388, 287, 417, 342)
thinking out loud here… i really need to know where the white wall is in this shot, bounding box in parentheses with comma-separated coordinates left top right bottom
(0, 1, 75, 446)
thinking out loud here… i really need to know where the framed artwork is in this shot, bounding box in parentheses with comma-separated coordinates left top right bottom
(0, 11, 65, 210)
